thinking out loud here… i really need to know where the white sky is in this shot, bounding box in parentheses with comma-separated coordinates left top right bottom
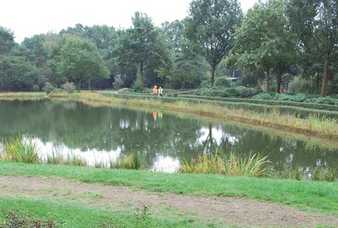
(0, 0, 257, 42)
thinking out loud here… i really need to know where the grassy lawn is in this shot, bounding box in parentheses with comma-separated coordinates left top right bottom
(0, 197, 201, 228)
(1, 162, 338, 215)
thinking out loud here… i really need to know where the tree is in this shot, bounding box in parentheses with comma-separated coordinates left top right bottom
(230, 0, 296, 92)
(0, 26, 15, 55)
(0, 56, 39, 91)
(287, 0, 338, 96)
(117, 12, 170, 88)
(161, 19, 208, 89)
(187, 0, 242, 86)
(51, 35, 110, 88)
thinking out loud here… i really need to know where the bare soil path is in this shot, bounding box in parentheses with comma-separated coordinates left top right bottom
(0, 176, 337, 227)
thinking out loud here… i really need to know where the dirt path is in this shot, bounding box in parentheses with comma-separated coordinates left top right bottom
(0, 176, 337, 227)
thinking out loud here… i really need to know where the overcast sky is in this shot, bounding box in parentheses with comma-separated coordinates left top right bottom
(0, 0, 257, 42)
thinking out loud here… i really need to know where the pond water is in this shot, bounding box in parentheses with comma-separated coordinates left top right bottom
(0, 100, 337, 176)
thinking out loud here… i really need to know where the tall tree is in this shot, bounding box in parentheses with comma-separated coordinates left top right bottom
(187, 0, 242, 86)
(117, 12, 170, 89)
(287, 0, 338, 96)
(0, 56, 39, 91)
(51, 35, 110, 88)
(0, 26, 15, 55)
(230, 0, 296, 92)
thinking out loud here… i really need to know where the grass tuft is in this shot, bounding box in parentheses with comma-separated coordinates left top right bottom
(115, 153, 141, 170)
(180, 153, 269, 177)
(1, 137, 39, 164)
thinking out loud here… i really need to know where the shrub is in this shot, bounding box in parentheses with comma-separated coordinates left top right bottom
(42, 82, 55, 94)
(32, 84, 40, 91)
(252, 93, 275, 100)
(62, 82, 76, 93)
(288, 76, 313, 94)
(1, 136, 39, 163)
(214, 77, 231, 88)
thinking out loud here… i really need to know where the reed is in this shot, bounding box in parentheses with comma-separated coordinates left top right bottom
(1, 137, 39, 164)
(46, 153, 86, 167)
(115, 153, 140, 170)
(225, 153, 269, 177)
(180, 153, 269, 177)
(180, 154, 225, 174)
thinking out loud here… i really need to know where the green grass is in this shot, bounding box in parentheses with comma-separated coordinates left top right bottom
(1, 161, 338, 215)
(0, 197, 200, 228)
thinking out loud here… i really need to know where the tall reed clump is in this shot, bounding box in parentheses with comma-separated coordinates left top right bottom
(1, 137, 39, 163)
(46, 152, 86, 167)
(115, 153, 141, 170)
(180, 154, 225, 174)
(225, 153, 269, 177)
(180, 153, 269, 177)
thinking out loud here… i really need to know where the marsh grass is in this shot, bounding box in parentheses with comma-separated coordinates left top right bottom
(312, 168, 337, 182)
(1, 137, 39, 164)
(180, 153, 269, 177)
(46, 152, 86, 167)
(115, 153, 141, 170)
(180, 154, 225, 174)
(225, 153, 270, 177)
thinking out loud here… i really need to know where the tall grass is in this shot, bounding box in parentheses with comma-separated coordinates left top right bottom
(225, 153, 269, 177)
(180, 154, 225, 174)
(1, 137, 39, 163)
(180, 153, 269, 177)
(115, 153, 141, 170)
(46, 152, 86, 167)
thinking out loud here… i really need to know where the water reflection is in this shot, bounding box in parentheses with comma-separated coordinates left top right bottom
(0, 100, 337, 174)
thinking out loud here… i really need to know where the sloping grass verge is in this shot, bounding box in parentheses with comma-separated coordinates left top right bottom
(1, 162, 338, 215)
(0, 197, 198, 228)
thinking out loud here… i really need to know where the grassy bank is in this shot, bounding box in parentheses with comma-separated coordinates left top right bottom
(1, 162, 338, 215)
(0, 197, 199, 228)
(0, 92, 47, 101)
(50, 91, 338, 140)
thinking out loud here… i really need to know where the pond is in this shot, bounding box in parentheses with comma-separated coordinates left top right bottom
(0, 100, 337, 177)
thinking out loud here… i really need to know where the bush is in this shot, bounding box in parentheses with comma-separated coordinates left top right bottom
(197, 86, 259, 98)
(288, 76, 313, 94)
(32, 84, 40, 91)
(62, 82, 76, 93)
(214, 77, 231, 88)
(253, 93, 275, 100)
(42, 82, 55, 94)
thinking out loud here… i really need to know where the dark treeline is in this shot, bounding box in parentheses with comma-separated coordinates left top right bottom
(0, 0, 337, 96)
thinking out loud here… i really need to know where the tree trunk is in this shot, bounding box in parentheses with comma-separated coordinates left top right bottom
(320, 59, 329, 96)
(140, 61, 144, 89)
(276, 74, 282, 93)
(265, 69, 271, 92)
(211, 65, 216, 87)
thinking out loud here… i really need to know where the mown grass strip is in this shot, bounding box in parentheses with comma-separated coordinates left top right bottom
(1, 162, 338, 215)
(0, 197, 199, 228)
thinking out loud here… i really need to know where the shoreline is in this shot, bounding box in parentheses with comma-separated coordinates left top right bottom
(0, 91, 338, 145)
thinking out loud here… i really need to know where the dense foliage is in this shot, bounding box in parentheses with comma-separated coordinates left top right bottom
(0, 0, 337, 96)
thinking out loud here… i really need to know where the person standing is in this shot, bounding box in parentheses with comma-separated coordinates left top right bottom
(158, 86, 163, 96)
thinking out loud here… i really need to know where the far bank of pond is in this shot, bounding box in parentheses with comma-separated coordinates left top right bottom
(0, 94, 338, 180)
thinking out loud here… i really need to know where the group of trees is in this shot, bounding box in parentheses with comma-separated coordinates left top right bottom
(0, 0, 337, 95)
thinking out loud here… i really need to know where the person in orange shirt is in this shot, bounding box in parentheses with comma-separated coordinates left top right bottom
(152, 85, 158, 96)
